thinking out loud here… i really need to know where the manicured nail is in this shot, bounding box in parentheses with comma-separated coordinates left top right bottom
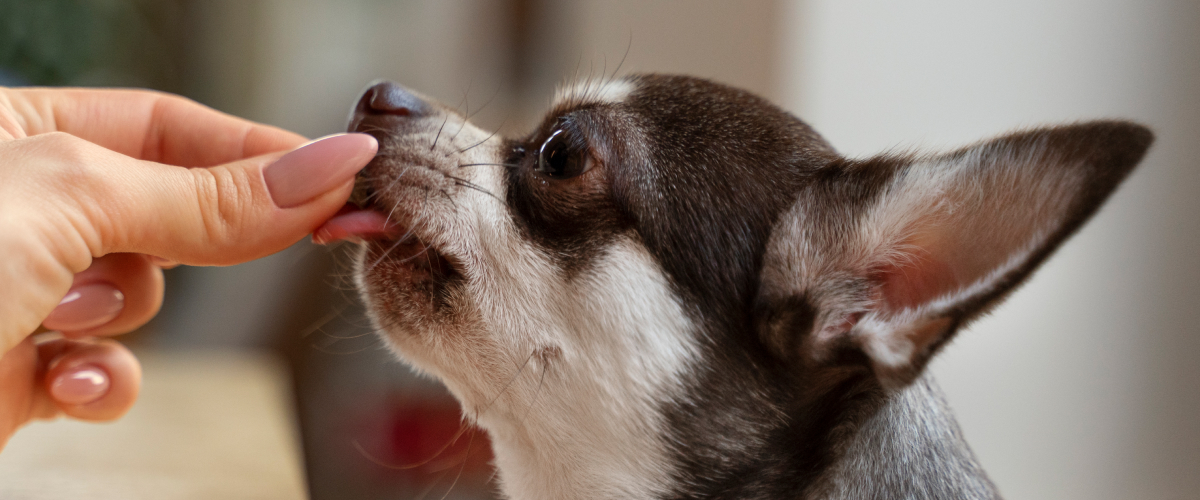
(42, 283, 124, 332)
(264, 133, 378, 208)
(50, 365, 111, 405)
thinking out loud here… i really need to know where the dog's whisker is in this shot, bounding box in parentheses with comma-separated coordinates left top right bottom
(307, 337, 376, 355)
(437, 188, 459, 211)
(421, 235, 442, 281)
(609, 33, 633, 81)
(376, 167, 418, 227)
(449, 178, 503, 203)
(445, 116, 468, 147)
(596, 55, 609, 102)
(315, 329, 376, 341)
(480, 349, 539, 417)
(464, 84, 502, 121)
(447, 82, 472, 144)
(448, 120, 505, 156)
(368, 189, 440, 274)
(296, 304, 350, 339)
(435, 428, 477, 500)
(350, 437, 465, 473)
(516, 358, 550, 428)
(457, 162, 518, 169)
(430, 114, 450, 152)
(364, 237, 407, 273)
(343, 335, 492, 474)
(353, 124, 393, 136)
(366, 167, 412, 206)
(411, 469, 454, 500)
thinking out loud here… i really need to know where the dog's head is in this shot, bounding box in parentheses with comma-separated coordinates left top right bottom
(333, 75, 1151, 499)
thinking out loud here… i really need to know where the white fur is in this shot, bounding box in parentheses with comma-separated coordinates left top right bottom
(554, 78, 636, 107)
(359, 115, 699, 500)
(479, 239, 699, 500)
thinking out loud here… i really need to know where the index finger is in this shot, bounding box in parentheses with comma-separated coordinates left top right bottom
(5, 87, 306, 166)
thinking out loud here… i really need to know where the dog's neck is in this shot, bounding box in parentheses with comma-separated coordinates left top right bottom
(808, 376, 1000, 499)
(482, 374, 999, 500)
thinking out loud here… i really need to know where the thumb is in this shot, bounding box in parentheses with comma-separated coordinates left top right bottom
(75, 133, 377, 265)
(0, 132, 375, 352)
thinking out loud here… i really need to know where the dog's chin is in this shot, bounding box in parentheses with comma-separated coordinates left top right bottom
(319, 205, 467, 326)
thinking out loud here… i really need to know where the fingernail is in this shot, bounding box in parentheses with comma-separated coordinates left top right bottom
(264, 133, 378, 208)
(50, 365, 111, 405)
(42, 283, 124, 332)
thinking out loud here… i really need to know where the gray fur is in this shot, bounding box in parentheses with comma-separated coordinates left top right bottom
(808, 376, 1000, 499)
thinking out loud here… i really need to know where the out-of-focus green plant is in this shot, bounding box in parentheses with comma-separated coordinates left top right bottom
(0, 0, 181, 87)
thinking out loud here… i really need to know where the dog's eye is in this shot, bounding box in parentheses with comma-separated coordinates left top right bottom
(535, 129, 592, 179)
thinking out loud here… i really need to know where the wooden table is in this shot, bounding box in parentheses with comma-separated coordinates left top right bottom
(0, 349, 309, 499)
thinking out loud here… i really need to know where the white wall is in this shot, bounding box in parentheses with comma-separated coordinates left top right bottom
(529, 0, 781, 99)
(781, 1, 1200, 498)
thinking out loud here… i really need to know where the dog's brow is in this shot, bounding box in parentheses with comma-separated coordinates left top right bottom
(553, 78, 635, 109)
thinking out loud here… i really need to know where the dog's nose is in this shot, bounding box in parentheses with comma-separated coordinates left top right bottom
(356, 80, 429, 118)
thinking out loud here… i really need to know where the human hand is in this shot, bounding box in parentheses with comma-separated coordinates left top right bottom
(0, 87, 377, 450)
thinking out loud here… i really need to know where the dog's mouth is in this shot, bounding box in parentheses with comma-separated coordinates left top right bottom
(314, 198, 463, 286)
(329, 94, 468, 291)
(313, 203, 396, 244)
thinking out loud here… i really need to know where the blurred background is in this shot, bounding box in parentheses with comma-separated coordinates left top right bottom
(0, 0, 1197, 499)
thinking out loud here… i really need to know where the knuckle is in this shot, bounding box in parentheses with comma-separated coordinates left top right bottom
(41, 131, 90, 158)
(189, 166, 257, 250)
(0, 133, 116, 267)
(29, 132, 105, 188)
(19, 133, 114, 253)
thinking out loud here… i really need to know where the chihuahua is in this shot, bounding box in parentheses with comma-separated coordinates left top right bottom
(317, 75, 1153, 499)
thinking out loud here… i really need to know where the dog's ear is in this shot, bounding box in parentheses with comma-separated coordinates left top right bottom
(757, 121, 1152, 387)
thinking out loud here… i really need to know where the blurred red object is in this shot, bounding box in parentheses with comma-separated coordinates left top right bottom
(384, 399, 494, 477)
(348, 392, 497, 498)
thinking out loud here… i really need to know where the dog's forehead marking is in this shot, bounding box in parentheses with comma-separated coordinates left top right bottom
(553, 78, 637, 108)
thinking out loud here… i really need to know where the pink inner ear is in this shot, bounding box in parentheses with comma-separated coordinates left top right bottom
(874, 235, 964, 312)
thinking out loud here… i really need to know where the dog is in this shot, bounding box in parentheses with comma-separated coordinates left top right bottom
(317, 75, 1152, 499)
